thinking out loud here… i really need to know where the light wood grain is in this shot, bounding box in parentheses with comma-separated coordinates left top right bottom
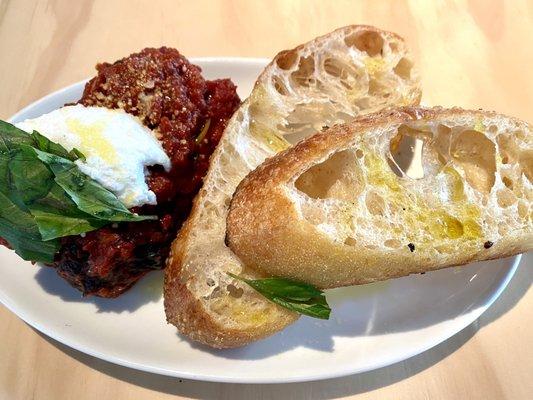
(0, 1, 531, 399)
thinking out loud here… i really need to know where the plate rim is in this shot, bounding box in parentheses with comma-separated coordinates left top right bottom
(0, 57, 522, 383)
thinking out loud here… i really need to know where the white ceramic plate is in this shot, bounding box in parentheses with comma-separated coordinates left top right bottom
(0, 58, 522, 383)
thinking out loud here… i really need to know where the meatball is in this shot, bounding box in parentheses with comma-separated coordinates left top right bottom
(51, 48, 240, 297)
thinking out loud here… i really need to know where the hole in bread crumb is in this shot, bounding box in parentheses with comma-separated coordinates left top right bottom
(276, 49, 299, 70)
(517, 201, 528, 219)
(272, 75, 289, 95)
(497, 188, 516, 208)
(384, 239, 401, 248)
(451, 129, 496, 194)
(368, 78, 387, 96)
(515, 130, 526, 141)
(366, 191, 386, 216)
(206, 278, 215, 287)
(387, 157, 404, 177)
(497, 134, 519, 165)
(324, 57, 344, 78)
(295, 150, 364, 201)
(434, 124, 452, 165)
(340, 80, 353, 90)
(388, 125, 429, 179)
(290, 56, 315, 87)
(502, 176, 514, 189)
(393, 57, 413, 80)
(322, 57, 365, 92)
(344, 237, 357, 246)
(227, 284, 244, 298)
(345, 31, 384, 57)
(281, 101, 353, 143)
(203, 286, 221, 300)
(520, 150, 533, 182)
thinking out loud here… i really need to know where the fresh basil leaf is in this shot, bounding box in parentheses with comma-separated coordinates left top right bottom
(269, 296, 331, 320)
(241, 277, 324, 301)
(8, 146, 54, 203)
(30, 208, 106, 240)
(30, 130, 80, 161)
(0, 152, 12, 196)
(0, 122, 81, 161)
(0, 191, 59, 262)
(70, 147, 86, 161)
(4, 146, 106, 240)
(34, 150, 154, 222)
(228, 273, 331, 320)
(28, 184, 108, 240)
(0, 151, 30, 211)
(0, 120, 157, 262)
(0, 120, 34, 151)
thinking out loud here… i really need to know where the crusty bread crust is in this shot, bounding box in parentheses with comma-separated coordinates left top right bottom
(164, 183, 297, 347)
(165, 25, 422, 348)
(227, 107, 532, 288)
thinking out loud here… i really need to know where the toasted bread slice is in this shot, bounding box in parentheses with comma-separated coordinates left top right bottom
(164, 25, 422, 348)
(227, 107, 533, 288)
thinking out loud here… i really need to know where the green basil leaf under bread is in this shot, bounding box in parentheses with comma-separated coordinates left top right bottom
(227, 273, 331, 320)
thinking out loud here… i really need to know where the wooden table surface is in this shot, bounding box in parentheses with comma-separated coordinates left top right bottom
(0, 1, 531, 399)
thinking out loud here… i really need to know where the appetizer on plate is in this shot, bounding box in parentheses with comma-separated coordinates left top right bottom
(0, 26, 530, 352)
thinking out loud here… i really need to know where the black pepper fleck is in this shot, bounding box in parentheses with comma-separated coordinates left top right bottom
(408, 243, 415, 252)
(321, 125, 330, 131)
(484, 241, 493, 249)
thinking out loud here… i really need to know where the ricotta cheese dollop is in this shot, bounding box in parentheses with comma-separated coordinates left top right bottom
(16, 104, 171, 208)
